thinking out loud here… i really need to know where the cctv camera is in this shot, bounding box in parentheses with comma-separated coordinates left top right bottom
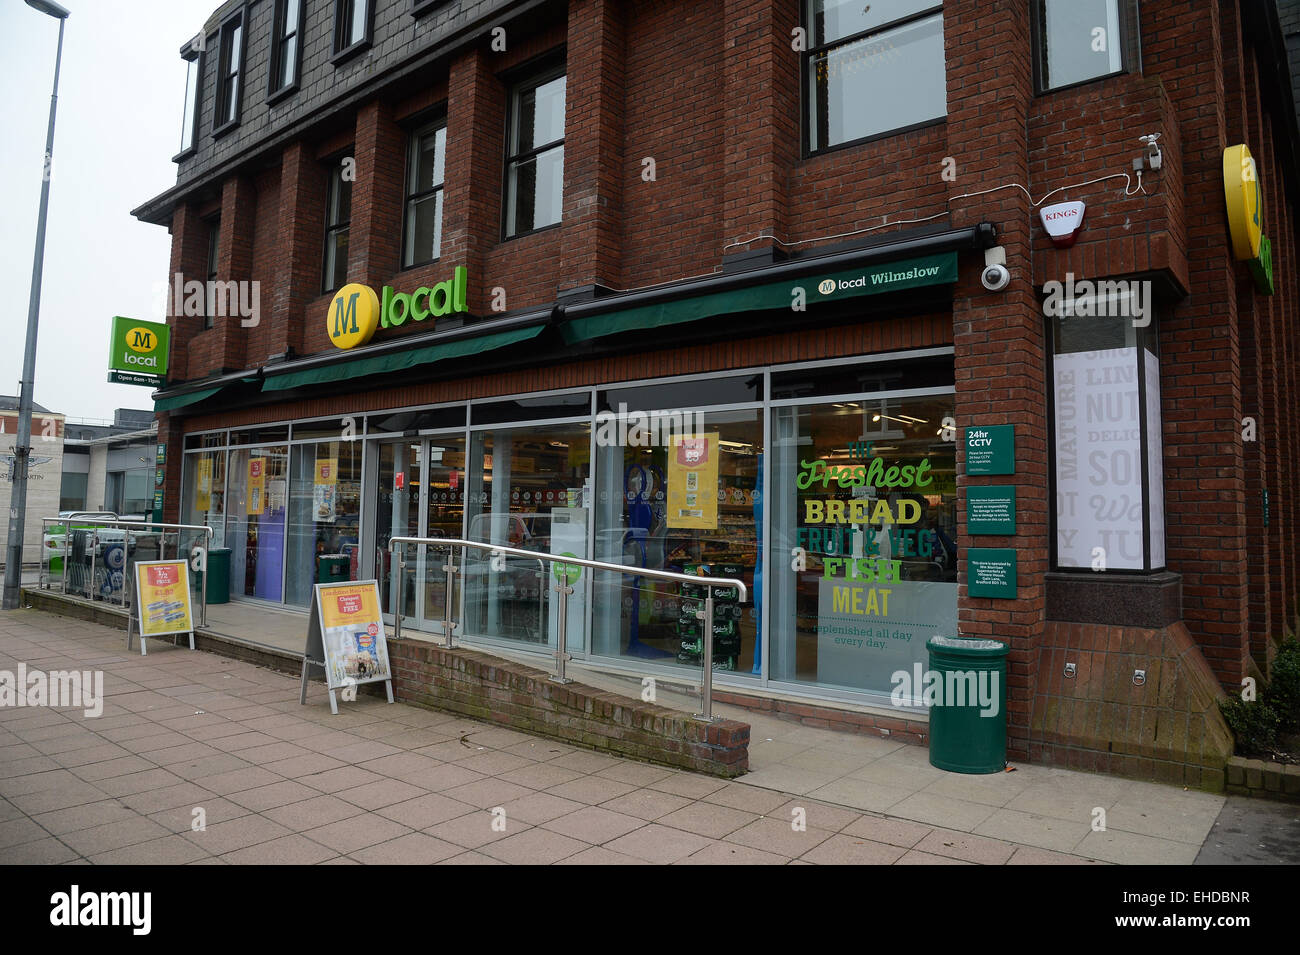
(981, 264, 1011, 292)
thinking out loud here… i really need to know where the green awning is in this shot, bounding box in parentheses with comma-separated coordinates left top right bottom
(154, 386, 221, 412)
(560, 252, 959, 344)
(262, 323, 546, 393)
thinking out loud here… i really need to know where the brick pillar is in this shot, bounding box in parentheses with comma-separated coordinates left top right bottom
(271, 142, 327, 358)
(442, 47, 504, 315)
(215, 175, 257, 372)
(156, 412, 183, 525)
(719, 0, 799, 254)
(943, 0, 1044, 761)
(350, 100, 405, 291)
(1148, 0, 1249, 689)
(1224, 12, 1272, 662)
(558, 0, 625, 293)
(165, 203, 211, 383)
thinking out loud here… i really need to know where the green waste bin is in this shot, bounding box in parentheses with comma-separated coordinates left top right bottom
(205, 548, 232, 605)
(926, 635, 1009, 774)
(317, 554, 350, 584)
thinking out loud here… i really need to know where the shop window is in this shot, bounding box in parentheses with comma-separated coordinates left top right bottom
(471, 391, 589, 426)
(213, 9, 244, 133)
(226, 445, 289, 601)
(332, 0, 373, 62)
(462, 423, 592, 649)
(592, 409, 763, 676)
(1048, 297, 1164, 571)
(286, 441, 362, 606)
(1032, 0, 1140, 93)
(204, 217, 220, 330)
(323, 158, 353, 294)
(59, 472, 88, 514)
(402, 122, 446, 269)
(769, 395, 958, 701)
(804, 0, 946, 154)
(182, 449, 227, 549)
(504, 69, 566, 238)
(175, 42, 202, 160)
(269, 0, 304, 100)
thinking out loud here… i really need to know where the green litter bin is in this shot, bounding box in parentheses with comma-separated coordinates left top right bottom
(926, 635, 1009, 774)
(317, 554, 350, 584)
(205, 548, 232, 605)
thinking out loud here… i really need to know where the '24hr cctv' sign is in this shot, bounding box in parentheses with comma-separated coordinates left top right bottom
(107, 316, 169, 387)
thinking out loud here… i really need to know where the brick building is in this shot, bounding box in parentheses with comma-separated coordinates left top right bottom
(133, 0, 1300, 787)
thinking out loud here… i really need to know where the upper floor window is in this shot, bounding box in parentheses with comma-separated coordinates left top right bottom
(213, 11, 244, 132)
(1032, 0, 1140, 93)
(176, 43, 202, 159)
(204, 218, 220, 330)
(804, 0, 946, 154)
(504, 70, 565, 239)
(269, 0, 305, 99)
(402, 122, 447, 268)
(323, 159, 352, 294)
(333, 0, 373, 60)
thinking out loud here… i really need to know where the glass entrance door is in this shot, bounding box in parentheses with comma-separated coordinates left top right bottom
(375, 440, 421, 621)
(373, 435, 466, 634)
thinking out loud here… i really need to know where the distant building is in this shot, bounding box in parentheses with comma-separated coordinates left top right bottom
(59, 409, 158, 517)
(0, 397, 66, 561)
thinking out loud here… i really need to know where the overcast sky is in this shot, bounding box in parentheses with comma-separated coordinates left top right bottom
(0, 0, 216, 421)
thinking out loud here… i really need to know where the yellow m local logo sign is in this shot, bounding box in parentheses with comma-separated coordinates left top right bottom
(1223, 144, 1262, 261)
(327, 267, 469, 350)
(126, 328, 158, 354)
(327, 284, 381, 350)
(107, 316, 169, 384)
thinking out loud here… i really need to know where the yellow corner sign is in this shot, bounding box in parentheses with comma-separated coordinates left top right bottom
(1223, 144, 1263, 261)
(327, 283, 381, 350)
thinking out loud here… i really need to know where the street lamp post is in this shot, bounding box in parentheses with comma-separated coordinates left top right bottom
(3, 0, 71, 610)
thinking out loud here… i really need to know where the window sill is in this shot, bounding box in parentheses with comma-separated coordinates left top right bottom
(400, 255, 443, 273)
(411, 0, 450, 17)
(502, 221, 562, 244)
(1034, 68, 1131, 98)
(172, 145, 197, 164)
(266, 82, 299, 107)
(212, 118, 241, 141)
(331, 40, 371, 67)
(803, 116, 945, 161)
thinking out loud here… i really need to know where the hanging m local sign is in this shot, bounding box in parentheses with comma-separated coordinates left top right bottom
(1223, 144, 1273, 294)
(107, 316, 169, 386)
(327, 266, 469, 349)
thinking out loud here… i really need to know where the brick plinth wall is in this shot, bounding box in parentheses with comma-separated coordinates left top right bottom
(1029, 621, 1235, 791)
(388, 638, 750, 777)
(714, 691, 928, 748)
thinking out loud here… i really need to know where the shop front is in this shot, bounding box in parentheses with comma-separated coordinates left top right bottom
(176, 346, 957, 710)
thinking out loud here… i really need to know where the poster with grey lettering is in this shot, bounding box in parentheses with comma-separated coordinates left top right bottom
(1054, 348, 1145, 569)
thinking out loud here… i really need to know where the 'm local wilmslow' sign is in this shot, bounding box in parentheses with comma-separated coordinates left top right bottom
(107, 316, 169, 387)
(327, 266, 469, 350)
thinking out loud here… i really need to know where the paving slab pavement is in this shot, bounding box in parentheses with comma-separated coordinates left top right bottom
(0, 607, 1275, 865)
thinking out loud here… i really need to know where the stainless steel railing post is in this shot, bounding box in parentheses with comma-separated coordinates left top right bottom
(88, 532, 98, 601)
(552, 564, 574, 684)
(394, 545, 406, 643)
(699, 590, 715, 721)
(440, 545, 459, 649)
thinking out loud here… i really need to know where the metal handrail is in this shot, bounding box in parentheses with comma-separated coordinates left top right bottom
(388, 535, 747, 721)
(40, 516, 215, 627)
